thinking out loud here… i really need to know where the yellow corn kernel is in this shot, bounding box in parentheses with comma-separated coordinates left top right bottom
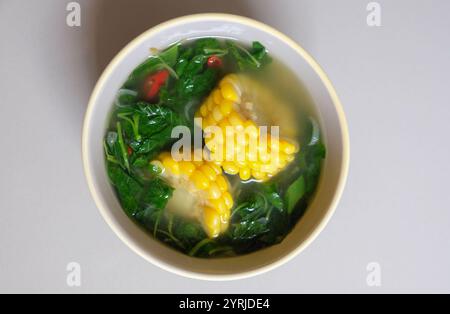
(192, 149, 204, 164)
(258, 150, 271, 163)
(162, 156, 180, 175)
(252, 170, 266, 181)
(179, 161, 196, 177)
(285, 154, 295, 163)
(224, 143, 236, 161)
(249, 161, 261, 171)
(216, 175, 228, 192)
(228, 111, 244, 127)
(221, 83, 239, 102)
(220, 219, 229, 233)
(191, 170, 210, 190)
(193, 160, 204, 168)
(204, 115, 217, 128)
(210, 198, 227, 215)
(220, 74, 239, 87)
(200, 104, 209, 117)
(246, 149, 258, 163)
(218, 119, 230, 131)
(269, 138, 280, 152)
(219, 99, 234, 116)
(235, 158, 247, 168)
(223, 161, 239, 175)
(222, 192, 234, 210)
(280, 140, 298, 155)
(273, 155, 287, 169)
(213, 89, 223, 104)
(210, 163, 222, 175)
(239, 167, 251, 181)
(212, 106, 224, 122)
(244, 120, 259, 138)
(203, 207, 221, 238)
(221, 208, 230, 222)
(199, 164, 217, 182)
(259, 162, 277, 174)
(207, 182, 222, 200)
(206, 96, 215, 111)
(204, 137, 215, 152)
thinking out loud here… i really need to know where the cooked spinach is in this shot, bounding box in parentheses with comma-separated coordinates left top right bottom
(104, 38, 325, 258)
(107, 163, 143, 216)
(221, 183, 288, 253)
(226, 40, 272, 70)
(124, 43, 180, 89)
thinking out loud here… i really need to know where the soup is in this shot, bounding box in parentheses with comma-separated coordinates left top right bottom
(104, 38, 326, 258)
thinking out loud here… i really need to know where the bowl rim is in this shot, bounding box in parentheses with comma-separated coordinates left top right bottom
(82, 13, 350, 281)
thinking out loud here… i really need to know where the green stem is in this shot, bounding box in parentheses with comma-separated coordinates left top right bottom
(103, 140, 119, 164)
(203, 48, 229, 57)
(116, 122, 130, 171)
(235, 44, 261, 68)
(208, 246, 234, 256)
(154, 56, 179, 79)
(189, 238, 214, 257)
(156, 230, 185, 250)
(153, 210, 162, 238)
(118, 113, 141, 142)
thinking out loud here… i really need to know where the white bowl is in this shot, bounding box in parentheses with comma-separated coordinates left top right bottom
(82, 13, 349, 280)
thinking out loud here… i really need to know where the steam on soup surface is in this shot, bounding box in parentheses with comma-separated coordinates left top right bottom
(104, 38, 325, 258)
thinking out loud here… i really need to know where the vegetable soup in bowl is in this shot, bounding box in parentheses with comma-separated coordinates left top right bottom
(83, 14, 349, 280)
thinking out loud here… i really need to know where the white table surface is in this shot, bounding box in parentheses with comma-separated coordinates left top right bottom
(1, 0, 449, 293)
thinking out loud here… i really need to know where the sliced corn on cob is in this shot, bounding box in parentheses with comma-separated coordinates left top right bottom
(196, 74, 299, 181)
(151, 152, 234, 238)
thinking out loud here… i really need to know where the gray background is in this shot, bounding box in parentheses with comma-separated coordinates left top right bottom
(0, 0, 449, 294)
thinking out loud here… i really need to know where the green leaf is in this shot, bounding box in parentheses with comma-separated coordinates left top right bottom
(132, 156, 148, 168)
(228, 183, 286, 243)
(226, 40, 271, 70)
(104, 128, 130, 172)
(141, 177, 174, 210)
(192, 38, 221, 55)
(285, 175, 306, 214)
(114, 102, 183, 161)
(262, 184, 284, 211)
(124, 43, 180, 89)
(116, 122, 130, 171)
(107, 163, 142, 216)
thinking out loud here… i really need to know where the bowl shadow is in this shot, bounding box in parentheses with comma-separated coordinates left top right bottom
(92, 0, 252, 77)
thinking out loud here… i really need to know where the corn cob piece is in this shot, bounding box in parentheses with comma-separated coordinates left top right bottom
(151, 152, 233, 238)
(196, 74, 299, 181)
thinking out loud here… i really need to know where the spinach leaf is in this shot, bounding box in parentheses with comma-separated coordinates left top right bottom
(193, 38, 221, 55)
(226, 41, 271, 70)
(174, 47, 194, 77)
(104, 126, 129, 171)
(286, 176, 306, 213)
(158, 39, 222, 112)
(115, 89, 139, 107)
(124, 43, 180, 89)
(107, 163, 143, 216)
(141, 177, 174, 210)
(284, 118, 326, 215)
(228, 184, 286, 243)
(115, 102, 183, 162)
(175, 67, 218, 100)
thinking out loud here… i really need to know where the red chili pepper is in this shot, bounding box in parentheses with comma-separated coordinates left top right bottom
(142, 69, 169, 100)
(207, 55, 222, 68)
(127, 146, 133, 156)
